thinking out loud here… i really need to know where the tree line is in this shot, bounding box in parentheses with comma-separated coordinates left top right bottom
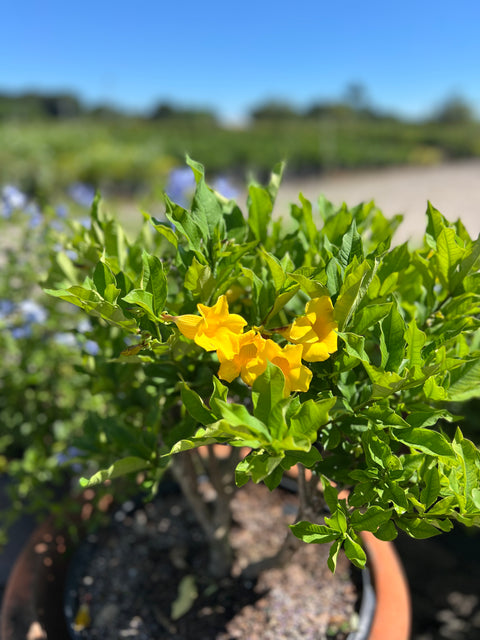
(0, 89, 476, 125)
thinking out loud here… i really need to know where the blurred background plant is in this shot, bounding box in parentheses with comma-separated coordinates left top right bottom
(1, 90, 480, 208)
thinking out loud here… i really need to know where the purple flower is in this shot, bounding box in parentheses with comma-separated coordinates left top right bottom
(11, 325, 32, 339)
(56, 446, 84, 471)
(65, 249, 78, 261)
(2, 185, 28, 217)
(50, 219, 64, 232)
(84, 339, 99, 356)
(25, 203, 43, 228)
(212, 176, 238, 199)
(0, 299, 14, 319)
(165, 167, 196, 208)
(68, 182, 95, 208)
(56, 204, 68, 218)
(18, 300, 48, 324)
(79, 217, 91, 229)
(76, 318, 93, 333)
(53, 332, 78, 348)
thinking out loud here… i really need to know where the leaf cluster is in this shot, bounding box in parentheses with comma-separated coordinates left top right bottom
(45, 158, 480, 570)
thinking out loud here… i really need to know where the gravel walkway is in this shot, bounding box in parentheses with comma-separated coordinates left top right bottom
(275, 159, 480, 245)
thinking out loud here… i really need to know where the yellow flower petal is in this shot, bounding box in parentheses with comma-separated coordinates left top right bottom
(280, 296, 338, 363)
(174, 295, 247, 353)
(174, 314, 203, 340)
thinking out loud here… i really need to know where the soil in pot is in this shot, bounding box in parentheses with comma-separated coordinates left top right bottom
(66, 482, 361, 640)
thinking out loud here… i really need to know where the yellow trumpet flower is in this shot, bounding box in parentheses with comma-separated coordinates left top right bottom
(279, 296, 337, 362)
(174, 295, 247, 358)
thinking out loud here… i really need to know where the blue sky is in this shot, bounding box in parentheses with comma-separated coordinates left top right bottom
(3, 1, 480, 121)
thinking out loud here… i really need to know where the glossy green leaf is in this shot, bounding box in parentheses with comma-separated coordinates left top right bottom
(180, 383, 216, 425)
(290, 521, 340, 544)
(393, 427, 454, 457)
(380, 303, 405, 371)
(79, 456, 150, 487)
(344, 534, 367, 568)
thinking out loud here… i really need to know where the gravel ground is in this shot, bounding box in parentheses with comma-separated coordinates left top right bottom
(274, 160, 480, 246)
(65, 483, 358, 640)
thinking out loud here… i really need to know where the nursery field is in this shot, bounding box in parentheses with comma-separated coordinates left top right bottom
(2, 116, 480, 201)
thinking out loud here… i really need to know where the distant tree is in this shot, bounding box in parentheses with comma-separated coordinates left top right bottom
(430, 96, 476, 124)
(150, 102, 177, 119)
(304, 101, 355, 121)
(343, 83, 369, 112)
(150, 102, 217, 125)
(40, 93, 84, 118)
(250, 100, 300, 121)
(0, 92, 84, 120)
(89, 104, 124, 119)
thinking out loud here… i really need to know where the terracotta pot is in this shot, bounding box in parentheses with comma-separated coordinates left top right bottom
(1, 498, 410, 640)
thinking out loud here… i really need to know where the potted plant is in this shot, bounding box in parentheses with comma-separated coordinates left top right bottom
(4, 159, 480, 638)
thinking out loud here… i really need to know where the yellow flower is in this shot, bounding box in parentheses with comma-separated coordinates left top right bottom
(218, 333, 312, 396)
(217, 330, 267, 386)
(263, 340, 312, 395)
(174, 295, 247, 357)
(279, 296, 337, 362)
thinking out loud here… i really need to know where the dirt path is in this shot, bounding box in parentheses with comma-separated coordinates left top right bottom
(275, 159, 480, 245)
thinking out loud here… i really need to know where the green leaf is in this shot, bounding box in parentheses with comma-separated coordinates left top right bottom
(290, 521, 340, 544)
(235, 451, 284, 486)
(149, 216, 178, 249)
(451, 431, 480, 514)
(405, 319, 426, 369)
(344, 534, 367, 569)
(352, 303, 392, 335)
(327, 539, 342, 573)
(321, 477, 339, 514)
(79, 456, 150, 487)
(375, 520, 398, 541)
(213, 399, 273, 443)
(122, 289, 159, 321)
(180, 383, 216, 425)
(184, 256, 215, 300)
(164, 195, 208, 255)
(142, 252, 167, 315)
(252, 363, 286, 426)
(397, 517, 442, 539)
(338, 221, 363, 270)
(171, 575, 198, 620)
(325, 511, 347, 536)
(451, 236, 480, 292)
(425, 201, 449, 249)
(364, 363, 405, 399)
(189, 165, 225, 241)
(263, 282, 300, 325)
(104, 219, 128, 270)
(45, 286, 137, 331)
(55, 251, 78, 284)
(338, 332, 369, 363)
(421, 467, 441, 508)
(209, 377, 228, 416)
(393, 427, 454, 457)
(322, 206, 353, 244)
(288, 272, 329, 298)
(350, 506, 393, 532)
(288, 398, 336, 445)
(447, 358, 480, 401)
(380, 303, 405, 371)
(93, 260, 117, 298)
(291, 193, 317, 245)
(435, 228, 466, 291)
(247, 185, 273, 244)
(260, 249, 286, 291)
(334, 260, 376, 331)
